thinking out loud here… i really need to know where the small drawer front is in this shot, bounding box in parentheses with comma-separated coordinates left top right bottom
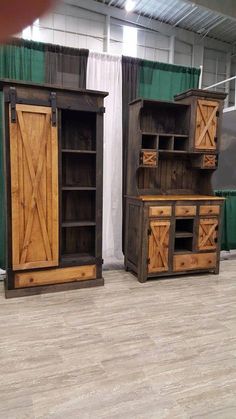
(149, 206, 172, 217)
(199, 205, 220, 216)
(175, 206, 196, 217)
(15, 265, 97, 288)
(173, 253, 217, 272)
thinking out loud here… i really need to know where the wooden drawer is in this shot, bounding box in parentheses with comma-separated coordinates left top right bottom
(199, 205, 220, 216)
(149, 206, 172, 217)
(173, 253, 217, 272)
(175, 206, 196, 217)
(15, 265, 97, 288)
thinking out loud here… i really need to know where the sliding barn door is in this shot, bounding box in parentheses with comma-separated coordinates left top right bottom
(195, 100, 219, 150)
(10, 104, 59, 271)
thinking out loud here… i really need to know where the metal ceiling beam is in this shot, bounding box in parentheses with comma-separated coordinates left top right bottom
(183, 0, 236, 20)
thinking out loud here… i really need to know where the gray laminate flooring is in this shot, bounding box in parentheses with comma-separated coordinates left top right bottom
(1, 261, 236, 418)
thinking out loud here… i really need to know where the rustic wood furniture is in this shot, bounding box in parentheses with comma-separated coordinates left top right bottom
(125, 89, 227, 282)
(1, 80, 108, 297)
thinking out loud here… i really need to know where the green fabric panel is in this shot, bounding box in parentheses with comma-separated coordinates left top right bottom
(0, 42, 45, 269)
(215, 190, 236, 251)
(0, 43, 45, 82)
(138, 61, 200, 100)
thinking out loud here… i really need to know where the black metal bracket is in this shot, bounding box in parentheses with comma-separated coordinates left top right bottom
(99, 106, 105, 114)
(216, 110, 220, 117)
(148, 228, 152, 236)
(147, 258, 150, 265)
(50, 92, 57, 127)
(10, 87, 17, 123)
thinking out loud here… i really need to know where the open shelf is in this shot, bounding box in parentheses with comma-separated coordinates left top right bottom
(62, 149, 96, 154)
(174, 219, 194, 253)
(175, 231, 193, 238)
(62, 226, 96, 258)
(140, 103, 190, 136)
(62, 221, 96, 227)
(62, 153, 96, 188)
(62, 190, 95, 224)
(175, 237, 193, 253)
(61, 109, 96, 151)
(158, 135, 173, 151)
(173, 136, 188, 151)
(61, 253, 96, 264)
(142, 134, 157, 149)
(62, 187, 96, 191)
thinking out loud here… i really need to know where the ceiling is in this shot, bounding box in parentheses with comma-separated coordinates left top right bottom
(95, 0, 236, 44)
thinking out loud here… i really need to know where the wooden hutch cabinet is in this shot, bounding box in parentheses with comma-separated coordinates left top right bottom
(1, 80, 107, 297)
(124, 89, 226, 283)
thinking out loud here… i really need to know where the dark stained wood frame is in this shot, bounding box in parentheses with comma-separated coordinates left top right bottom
(2, 80, 108, 297)
(124, 89, 227, 283)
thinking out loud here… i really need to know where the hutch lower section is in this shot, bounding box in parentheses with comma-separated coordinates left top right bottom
(125, 195, 224, 283)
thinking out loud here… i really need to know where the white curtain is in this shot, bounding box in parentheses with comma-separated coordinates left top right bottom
(86, 52, 123, 263)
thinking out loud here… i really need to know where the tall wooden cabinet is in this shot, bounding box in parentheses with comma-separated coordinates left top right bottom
(1, 80, 107, 297)
(124, 89, 227, 283)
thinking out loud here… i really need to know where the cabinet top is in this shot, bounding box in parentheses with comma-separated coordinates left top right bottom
(175, 89, 227, 101)
(0, 78, 109, 98)
(130, 195, 225, 202)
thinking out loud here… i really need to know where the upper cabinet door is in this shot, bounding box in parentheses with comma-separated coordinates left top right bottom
(148, 220, 170, 273)
(10, 104, 59, 271)
(195, 100, 219, 151)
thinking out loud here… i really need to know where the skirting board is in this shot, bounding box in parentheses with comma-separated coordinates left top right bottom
(5, 277, 104, 298)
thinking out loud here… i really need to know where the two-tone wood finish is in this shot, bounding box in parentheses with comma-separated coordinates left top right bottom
(2, 80, 108, 297)
(124, 89, 226, 282)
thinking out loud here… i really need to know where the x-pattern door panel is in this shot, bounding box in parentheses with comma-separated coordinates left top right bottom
(148, 220, 170, 273)
(10, 104, 59, 271)
(198, 218, 218, 251)
(195, 100, 219, 150)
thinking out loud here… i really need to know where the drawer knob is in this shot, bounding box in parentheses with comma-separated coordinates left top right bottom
(160, 210, 163, 214)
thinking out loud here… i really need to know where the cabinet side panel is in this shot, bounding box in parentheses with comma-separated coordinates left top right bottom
(126, 203, 141, 267)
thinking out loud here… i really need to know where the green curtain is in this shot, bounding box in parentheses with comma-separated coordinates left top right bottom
(215, 190, 236, 251)
(0, 39, 45, 269)
(139, 61, 200, 100)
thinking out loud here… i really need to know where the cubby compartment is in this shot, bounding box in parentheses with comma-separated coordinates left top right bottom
(61, 110, 96, 151)
(174, 237, 193, 253)
(175, 219, 194, 234)
(142, 134, 157, 149)
(158, 135, 173, 151)
(140, 102, 190, 135)
(62, 154, 96, 187)
(62, 190, 95, 224)
(62, 226, 96, 260)
(173, 136, 188, 151)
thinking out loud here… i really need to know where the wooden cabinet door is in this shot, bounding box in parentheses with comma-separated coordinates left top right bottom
(148, 220, 170, 273)
(10, 104, 59, 271)
(195, 100, 219, 150)
(198, 218, 218, 251)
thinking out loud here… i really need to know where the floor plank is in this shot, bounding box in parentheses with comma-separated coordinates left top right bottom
(0, 261, 236, 418)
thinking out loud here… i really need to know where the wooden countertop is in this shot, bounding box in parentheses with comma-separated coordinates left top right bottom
(130, 195, 225, 202)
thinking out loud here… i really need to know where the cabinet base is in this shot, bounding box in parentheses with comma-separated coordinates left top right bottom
(5, 277, 104, 299)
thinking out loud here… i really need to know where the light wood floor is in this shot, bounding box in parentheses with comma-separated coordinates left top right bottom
(1, 261, 236, 418)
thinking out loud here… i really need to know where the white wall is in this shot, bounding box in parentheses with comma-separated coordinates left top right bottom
(21, 0, 233, 90)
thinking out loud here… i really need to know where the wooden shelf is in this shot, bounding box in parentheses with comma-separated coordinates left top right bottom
(62, 221, 96, 228)
(175, 232, 193, 238)
(62, 149, 96, 154)
(174, 250, 193, 255)
(61, 253, 95, 263)
(159, 150, 187, 154)
(141, 132, 188, 138)
(62, 187, 96, 191)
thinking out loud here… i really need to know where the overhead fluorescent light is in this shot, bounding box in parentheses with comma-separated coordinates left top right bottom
(125, 0, 136, 12)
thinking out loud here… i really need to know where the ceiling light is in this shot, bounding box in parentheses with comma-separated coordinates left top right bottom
(125, 0, 136, 13)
